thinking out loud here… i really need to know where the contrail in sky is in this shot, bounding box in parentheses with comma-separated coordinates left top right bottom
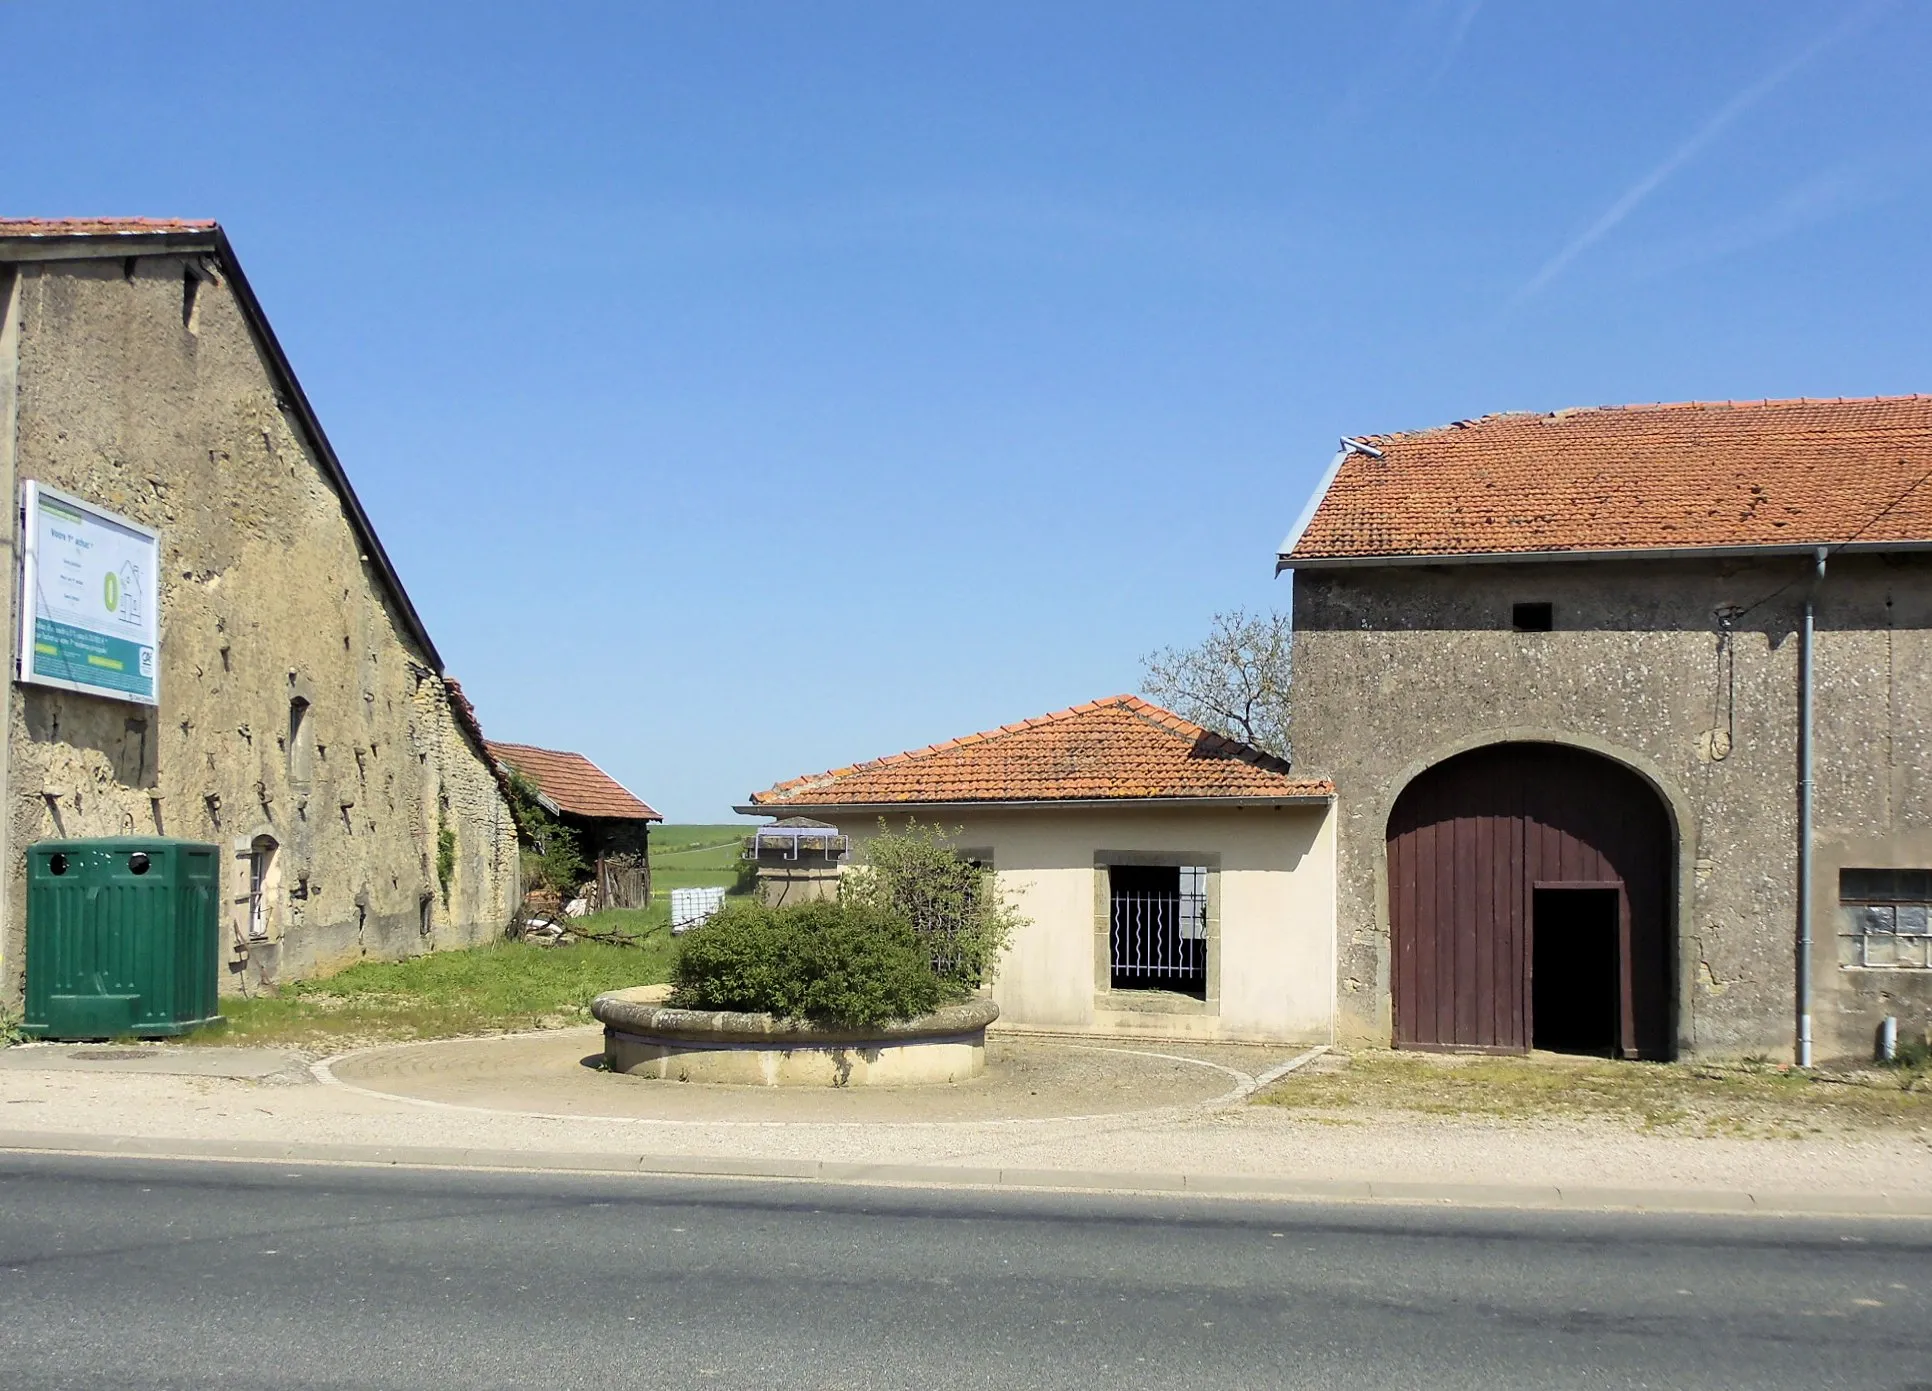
(1512, 0, 1893, 304)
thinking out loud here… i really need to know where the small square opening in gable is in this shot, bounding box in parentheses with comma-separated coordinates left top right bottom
(1512, 602, 1554, 632)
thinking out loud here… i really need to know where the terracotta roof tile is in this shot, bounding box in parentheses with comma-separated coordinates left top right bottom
(0, 217, 217, 238)
(1286, 397, 1932, 563)
(749, 696, 1332, 807)
(487, 741, 662, 822)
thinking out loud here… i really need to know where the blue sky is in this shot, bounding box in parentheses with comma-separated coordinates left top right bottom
(5, 2, 1928, 820)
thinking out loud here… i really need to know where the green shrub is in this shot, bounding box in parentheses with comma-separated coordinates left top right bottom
(669, 899, 944, 1027)
(841, 820, 1028, 989)
(1887, 1034, 1932, 1070)
(668, 902, 786, 1013)
(436, 813, 457, 906)
(506, 771, 588, 899)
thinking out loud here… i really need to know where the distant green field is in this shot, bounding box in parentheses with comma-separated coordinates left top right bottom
(650, 823, 756, 901)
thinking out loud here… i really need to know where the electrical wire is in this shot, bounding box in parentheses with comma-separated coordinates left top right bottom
(1732, 459, 1932, 621)
(1701, 458, 1931, 762)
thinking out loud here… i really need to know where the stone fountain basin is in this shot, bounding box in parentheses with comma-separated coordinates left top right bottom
(590, 989, 999, 1087)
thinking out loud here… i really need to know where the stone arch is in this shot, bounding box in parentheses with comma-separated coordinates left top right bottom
(1384, 739, 1677, 1058)
(1375, 726, 1693, 850)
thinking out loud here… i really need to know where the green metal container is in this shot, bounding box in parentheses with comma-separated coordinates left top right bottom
(23, 838, 222, 1039)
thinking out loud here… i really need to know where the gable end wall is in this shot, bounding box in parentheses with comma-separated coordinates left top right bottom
(1288, 554, 1932, 1064)
(0, 255, 516, 1000)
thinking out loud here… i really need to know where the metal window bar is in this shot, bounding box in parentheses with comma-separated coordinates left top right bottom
(915, 863, 988, 985)
(745, 826, 850, 862)
(1110, 866, 1208, 995)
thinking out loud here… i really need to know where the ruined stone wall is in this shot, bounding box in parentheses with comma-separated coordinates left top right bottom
(1288, 554, 1932, 1063)
(0, 254, 516, 999)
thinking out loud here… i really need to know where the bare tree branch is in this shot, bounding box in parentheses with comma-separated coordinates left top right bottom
(1141, 609, 1293, 758)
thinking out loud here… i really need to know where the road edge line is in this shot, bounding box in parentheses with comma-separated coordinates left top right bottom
(0, 1128, 1927, 1218)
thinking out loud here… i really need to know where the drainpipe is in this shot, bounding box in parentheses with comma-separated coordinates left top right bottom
(1796, 547, 1827, 1069)
(0, 269, 20, 1004)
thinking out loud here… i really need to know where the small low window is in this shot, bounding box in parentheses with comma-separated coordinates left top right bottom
(1841, 868, 1932, 969)
(1842, 869, 1932, 903)
(1512, 602, 1554, 632)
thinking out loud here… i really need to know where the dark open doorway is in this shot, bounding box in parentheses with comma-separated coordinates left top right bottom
(1532, 888, 1621, 1056)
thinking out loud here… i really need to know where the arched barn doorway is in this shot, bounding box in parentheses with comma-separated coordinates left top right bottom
(1386, 743, 1674, 1059)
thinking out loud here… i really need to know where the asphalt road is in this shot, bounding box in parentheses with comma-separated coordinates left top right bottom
(1, 1155, 1928, 1391)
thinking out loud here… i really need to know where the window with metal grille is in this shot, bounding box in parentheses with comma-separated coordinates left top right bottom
(922, 853, 993, 986)
(1840, 868, 1932, 969)
(1109, 864, 1209, 996)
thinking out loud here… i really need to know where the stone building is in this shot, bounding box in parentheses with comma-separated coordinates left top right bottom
(487, 741, 660, 909)
(0, 218, 518, 997)
(1279, 398, 1932, 1065)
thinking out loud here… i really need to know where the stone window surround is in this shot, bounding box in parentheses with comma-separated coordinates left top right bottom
(233, 826, 281, 946)
(1091, 850, 1222, 1016)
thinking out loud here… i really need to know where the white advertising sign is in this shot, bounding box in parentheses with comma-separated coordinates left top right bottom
(18, 481, 160, 705)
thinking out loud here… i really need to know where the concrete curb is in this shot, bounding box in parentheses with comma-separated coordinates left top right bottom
(0, 1128, 1927, 1217)
(308, 1037, 1265, 1129)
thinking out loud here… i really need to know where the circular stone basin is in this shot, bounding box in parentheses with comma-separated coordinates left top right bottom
(591, 989, 999, 1087)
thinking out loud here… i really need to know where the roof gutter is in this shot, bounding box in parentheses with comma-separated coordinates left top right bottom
(0, 229, 220, 262)
(732, 794, 1336, 817)
(1280, 538, 1932, 571)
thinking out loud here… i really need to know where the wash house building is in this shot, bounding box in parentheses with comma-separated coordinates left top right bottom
(1279, 397, 1932, 1064)
(0, 218, 518, 996)
(744, 695, 1337, 1044)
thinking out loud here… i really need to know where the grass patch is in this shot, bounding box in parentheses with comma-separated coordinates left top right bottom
(649, 822, 755, 903)
(1254, 1051, 1932, 1137)
(570, 902, 673, 940)
(651, 824, 757, 861)
(197, 921, 676, 1052)
(186, 827, 761, 1052)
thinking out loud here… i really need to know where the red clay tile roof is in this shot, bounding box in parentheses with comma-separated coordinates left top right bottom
(0, 217, 217, 238)
(1284, 397, 1932, 565)
(748, 696, 1332, 807)
(487, 741, 662, 822)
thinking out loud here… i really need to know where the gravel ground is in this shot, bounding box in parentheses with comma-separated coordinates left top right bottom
(3, 1029, 1930, 1195)
(328, 1030, 1254, 1121)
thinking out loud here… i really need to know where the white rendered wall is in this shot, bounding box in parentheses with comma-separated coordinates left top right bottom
(842, 805, 1336, 1044)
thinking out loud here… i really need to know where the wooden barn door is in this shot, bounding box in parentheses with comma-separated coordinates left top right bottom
(1386, 743, 1673, 1058)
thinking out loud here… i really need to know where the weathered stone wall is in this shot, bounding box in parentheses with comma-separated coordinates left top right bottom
(1288, 554, 1932, 1063)
(0, 253, 516, 1000)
